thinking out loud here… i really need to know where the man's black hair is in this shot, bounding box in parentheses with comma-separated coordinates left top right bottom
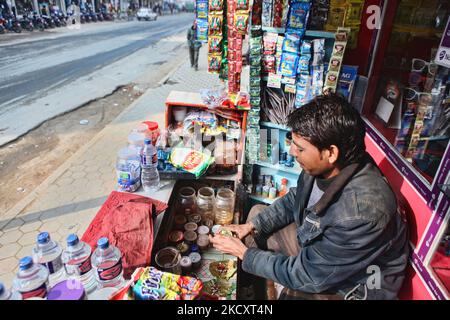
(287, 94, 366, 167)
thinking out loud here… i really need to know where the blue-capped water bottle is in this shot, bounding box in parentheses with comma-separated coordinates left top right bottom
(0, 282, 22, 300)
(32, 232, 65, 287)
(62, 234, 97, 295)
(91, 237, 125, 289)
(12, 256, 49, 299)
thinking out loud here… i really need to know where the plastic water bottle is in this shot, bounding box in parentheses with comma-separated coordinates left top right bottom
(62, 234, 97, 295)
(141, 138, 160, 191)
(91, 237, 125, 289)
(0, 282, 22, 300)
(32, 232, 65, 287)
(12, 256, 49, 299)
(116, 147, 141, 192)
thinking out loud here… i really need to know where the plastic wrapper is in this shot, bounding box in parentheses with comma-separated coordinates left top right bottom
(250, 66, 262, 76)
(209, 14, 223, 35)
(300, 40, 311, 55)
(298, 54, 311, 74)
(312, 38, 325, 66)
(250, 54, 262, 67)
(236, 0, 249, 10)
(272, 0, 283, 27)
(132, 267, 203, 300)
(311, 65, 324, 97)
(262, 0, 272, 27)
(251, 0, 262, 25)
(208, 36, 223, 54)
(209, 0, 224, 12)
(196, 0, 209, 19)
(196, 19, 209, 43)
(279, 52, 299, 77)
(282, 33, 301, 54)
(287, 2, 311, 30)
(169, 144, 214, 178)
(235, 13, 249, 34)
(263, 32, 278, 55)
(262, 55, 276, 74)
(208, 54, 222, 73)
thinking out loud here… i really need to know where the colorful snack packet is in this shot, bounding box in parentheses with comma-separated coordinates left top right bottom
(196, 19, 209, 42)
(236, 0, 250, 11)
(262, 55, 276, 74)
(169, 145, 214, 178)
(196, 0, 209, 19)
(279, 52, 299, 77)
(262, 0, 272, 27)
(208, 36, 223, 54)
(209, 0, 224, 12)
(298, 54, 311, 74)
(208, 54, 222, 73)
(312, 38, 325, 66)
(132, 267, 181, 300)
(235, 13, 249, 34)
(263, 32, 278, 55)
(286, 1, 311, 30)
(282, 32, 301, 54)
(209, 14, 223, 35)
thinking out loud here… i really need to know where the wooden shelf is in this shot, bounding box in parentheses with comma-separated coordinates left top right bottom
(256, 161, 302, 176)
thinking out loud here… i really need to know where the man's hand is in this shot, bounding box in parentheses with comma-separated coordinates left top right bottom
(219, 222, 254, 240)
(209, 234, 248, 260)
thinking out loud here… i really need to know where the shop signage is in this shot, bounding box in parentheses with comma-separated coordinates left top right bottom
(435, 17, 450, 68)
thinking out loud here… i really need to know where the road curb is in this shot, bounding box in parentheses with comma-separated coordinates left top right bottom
(0, 45, 189, 228)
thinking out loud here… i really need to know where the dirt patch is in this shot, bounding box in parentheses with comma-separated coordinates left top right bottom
(0, 84, 142, 213)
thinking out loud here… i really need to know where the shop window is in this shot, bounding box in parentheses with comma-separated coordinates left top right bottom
(362, 0, 450, 184)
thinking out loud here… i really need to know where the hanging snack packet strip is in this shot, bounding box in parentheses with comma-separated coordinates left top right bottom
(323, 27, 349, 94)
(209, 0, 224, 12)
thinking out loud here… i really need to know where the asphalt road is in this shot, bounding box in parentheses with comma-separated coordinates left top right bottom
(0, 13, 194, 145)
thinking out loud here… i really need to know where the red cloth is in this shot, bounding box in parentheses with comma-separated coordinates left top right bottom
(81, 191, 168, 279)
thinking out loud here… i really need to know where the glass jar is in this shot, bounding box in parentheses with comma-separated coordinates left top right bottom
(214, 188, 235, 225)
(155, 247, 181, 275)
(176, 187, 197, 215)
(197, 187, 215, 224)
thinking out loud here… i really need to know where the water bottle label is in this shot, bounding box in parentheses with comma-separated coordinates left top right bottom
(96, 258, 123, 281)
(42, 257, 63, 275)
(21, 283, 47, 300)
(65, 255, 92, 276)
(118, 171, 131, 186)
(140, 153, 157, 166)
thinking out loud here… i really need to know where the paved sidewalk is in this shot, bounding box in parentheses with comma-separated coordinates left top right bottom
(0, 45, 221, 287)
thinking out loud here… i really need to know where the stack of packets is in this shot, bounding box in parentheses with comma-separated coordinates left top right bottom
(307, 0, 329, 30)
(227, 0, 250, 93)
(208, 0, 224, 74)
(323, 27, 350, 94)
(294, 38, 325, 107)
(246, 26, 263, 164)
(112, 267, 203, 300)
(261, 0, 290, 28)
(278, 0, 311, 92)
(196, 0, 209, 42)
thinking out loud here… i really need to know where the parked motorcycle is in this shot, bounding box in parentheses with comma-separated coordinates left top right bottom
(31, 11, 45, 31)
(18, 13, 34, 32)
(2, 14, 22, 33)
(41, 14, 56, 28)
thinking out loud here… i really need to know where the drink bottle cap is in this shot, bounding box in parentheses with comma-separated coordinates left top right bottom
(97, 237, 109, 249)
(67, 234, 79, 247)
(19, 256, 33, 271)
(144, 138, 151, 145)
(143, 121, 159, 131)
(37, 232, 50, 244)
(190, 244, 200, 253)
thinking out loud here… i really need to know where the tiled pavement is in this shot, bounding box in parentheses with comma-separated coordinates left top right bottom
(0, 44, 222, 288)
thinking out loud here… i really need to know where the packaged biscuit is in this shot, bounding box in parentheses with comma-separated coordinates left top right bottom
(170, 145, 214, 178)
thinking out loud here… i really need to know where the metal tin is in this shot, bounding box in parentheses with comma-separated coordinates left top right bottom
(168, 230, 184, 244)
(196, 234, 210, 252)
(183, 231, 197, 244)
(188, 252, 202, 269)
(184, 222, 198, 232)
(176, 241, 190, 256)
(180, 256, 192, 273)
(188, 214, 202, 224)
(197, 225, 210, 235)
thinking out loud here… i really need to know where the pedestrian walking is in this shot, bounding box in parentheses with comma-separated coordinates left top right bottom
(187, 22, 202, 71)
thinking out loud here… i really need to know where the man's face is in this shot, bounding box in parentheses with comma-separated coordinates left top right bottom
(289, 133, 336, 177)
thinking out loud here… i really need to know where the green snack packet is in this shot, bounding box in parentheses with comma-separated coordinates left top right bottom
(169, 145, 214, 178)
